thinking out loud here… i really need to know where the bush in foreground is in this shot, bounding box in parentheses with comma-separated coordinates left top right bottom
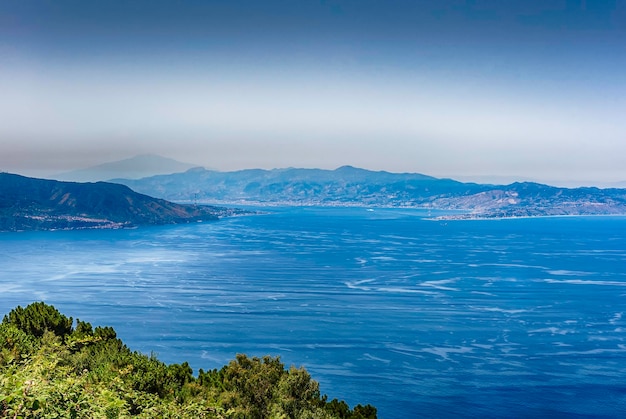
(0, 302, 376, 418)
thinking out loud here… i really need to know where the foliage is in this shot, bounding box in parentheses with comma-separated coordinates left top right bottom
(1, 302, 376, 418)
(3, 302, 73, 338)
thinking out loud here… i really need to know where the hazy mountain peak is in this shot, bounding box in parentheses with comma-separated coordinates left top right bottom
(185, 166, 208, 173)
(335, 165, 360, 171)
(54, 154, 199, 182)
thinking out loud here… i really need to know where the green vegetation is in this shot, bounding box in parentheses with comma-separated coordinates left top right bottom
(0, 302, 376, 418)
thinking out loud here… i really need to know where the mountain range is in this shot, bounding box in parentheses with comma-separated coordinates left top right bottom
(4, 155, 626, 228)
(0, 173, 245, 232)
(113, 166, 626, 219)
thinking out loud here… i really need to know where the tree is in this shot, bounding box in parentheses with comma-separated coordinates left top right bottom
(274, 366, 323, 418)
(3, 302, 73, 338)
(1, 304, 377, 418)
(220, 354, 285, 418)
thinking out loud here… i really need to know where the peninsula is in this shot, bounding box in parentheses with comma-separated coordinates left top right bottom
(0, 173, 246, 232)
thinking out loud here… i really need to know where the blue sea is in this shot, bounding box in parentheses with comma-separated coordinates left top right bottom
(1, 207, 626, 418)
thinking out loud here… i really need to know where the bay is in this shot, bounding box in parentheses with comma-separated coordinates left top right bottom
(1, 207, 626, 418)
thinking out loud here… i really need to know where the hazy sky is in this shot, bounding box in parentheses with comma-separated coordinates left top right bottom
(1, 0, 625, 185)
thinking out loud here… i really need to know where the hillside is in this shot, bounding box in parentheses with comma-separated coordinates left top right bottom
(432, 182, 626, 219)
(0, 173, 242, 232)
(114, 167, 626, 218)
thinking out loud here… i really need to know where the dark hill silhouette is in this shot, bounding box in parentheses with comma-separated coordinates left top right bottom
(0, 173, 233, 231)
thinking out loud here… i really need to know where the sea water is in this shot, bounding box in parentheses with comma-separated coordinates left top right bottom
(1, 207, 625, 418)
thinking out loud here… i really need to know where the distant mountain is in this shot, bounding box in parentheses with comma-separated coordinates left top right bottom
(431, 182, 626, 219)
(54, 154, 198, 182)
(0, 173, 245, 232)
(112, 165, 455, 204)
(113, 166, 626, 218)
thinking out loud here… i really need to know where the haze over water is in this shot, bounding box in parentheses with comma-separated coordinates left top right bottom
(1, 207, 626, 418)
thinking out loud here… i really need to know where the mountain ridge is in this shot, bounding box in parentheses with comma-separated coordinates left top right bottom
(112, 166, 626, 219)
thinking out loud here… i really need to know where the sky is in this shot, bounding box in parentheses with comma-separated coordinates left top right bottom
(1, 0, 625, 186)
